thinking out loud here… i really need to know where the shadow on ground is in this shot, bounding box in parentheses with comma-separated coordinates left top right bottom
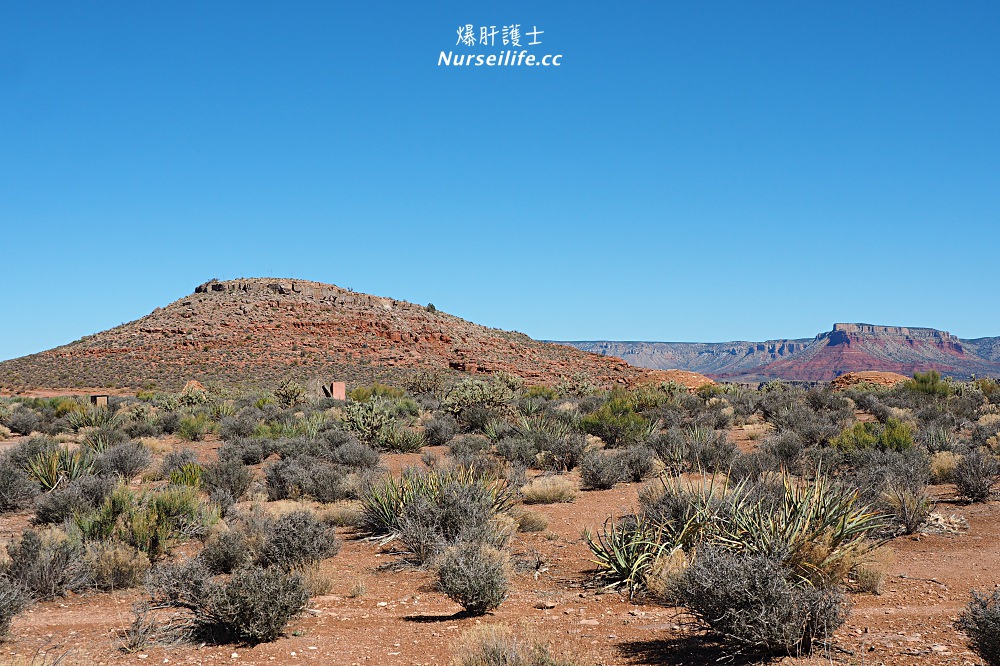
(617, 636, 781, 665)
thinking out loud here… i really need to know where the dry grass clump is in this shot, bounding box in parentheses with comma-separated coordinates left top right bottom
(317, 501, 364, 527)
(451, 623, 570, 666)
(520, 476, 577, 504)
(515, 510, 548, 533)
(930, 451, 959, 484)
(852, 547, 896, 595)
(300, 563, 335, 596)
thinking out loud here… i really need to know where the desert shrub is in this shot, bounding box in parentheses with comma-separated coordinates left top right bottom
(201, 529, 251, 574)
(0, 576, 31, 639)
(957, 589, 1000, 666)
(955, 449, 1000, 503)
(360, 466, 513, 538)
(77, 485, 216, 560)
(520, 476, 577, 504)
(148, 560, 308, 644)
(397, 480, 510, 564)
(436, 542, 510, 615)
(832, 417, 913, 452)
(218, 415, 258, 440)
(34, 474, 116, 524)
(579, 392, 648, 448)
(727, 451, 779, 484)
(94, 440, 153, 480)
(424, 415, 458, 446)
(450, 434, 492, 460)
(881, 482, 933, 535)
(124, 418, 158, 439)
(649, 427, 737, 474)
(580, 451, 625, 490)
(82, 541, 150, 590)
(905, 370, 952, 397)
(535, 433, 586, 472)
(218, 437, 274, 465)
(845, 448, 930, 531)
(5, 409, 41, 436)
(178, 413, 211, 442)
(349, 382, 405, 403)
(495, 436, 539, 467)
(4, 528, 88, 599)
(81, 425, 130, 454)
(161, 449, 200, 477)
(619, 445, 657, 483)
(264, 457, 352, 503)
(0, 458, 39, 513)
(451, 624, 570, 666)
(158, 411, 181, 434)
(257, 510, 341, 568)
(202, 459, 253, 502)
(671, 548, 848, 657)
(759, 431, 806, 470)
(327, 439, 380, 469)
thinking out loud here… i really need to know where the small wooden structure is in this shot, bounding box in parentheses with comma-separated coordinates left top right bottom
(321, 382, 346, 401)
(90, 395, 110, 407)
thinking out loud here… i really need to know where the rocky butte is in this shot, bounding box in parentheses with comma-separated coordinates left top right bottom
(0, 278, 666, 393)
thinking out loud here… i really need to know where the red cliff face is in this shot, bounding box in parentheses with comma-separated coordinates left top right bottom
(725, 324, 985, 382)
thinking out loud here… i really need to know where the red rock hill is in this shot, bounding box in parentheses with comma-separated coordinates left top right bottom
(0, 278, 653, 392)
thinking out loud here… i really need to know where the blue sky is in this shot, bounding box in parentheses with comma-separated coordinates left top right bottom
(2, 2, 999, 361)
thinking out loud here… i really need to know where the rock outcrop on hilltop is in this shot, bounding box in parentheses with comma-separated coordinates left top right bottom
(561, 324, 1000, 383)
(0, 278, 653, 392)
(830, 371, 911, 390)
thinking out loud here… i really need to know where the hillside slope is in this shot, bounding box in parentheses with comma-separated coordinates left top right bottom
(0, 278, 651, 392)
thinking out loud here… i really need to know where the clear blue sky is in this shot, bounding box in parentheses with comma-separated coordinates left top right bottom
(3, 2, 999, 361)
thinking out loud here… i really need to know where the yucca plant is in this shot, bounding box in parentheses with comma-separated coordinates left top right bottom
(67, 405, 124, 431)
(26, 447, 93, 491)
(585, 514, 669, 597)
(168, 462, 203, 488)
(379, 427, 426, 453)
(715, 474, 886, 588)
(482, 417, 513, 442)
(514, 414, 571, 440)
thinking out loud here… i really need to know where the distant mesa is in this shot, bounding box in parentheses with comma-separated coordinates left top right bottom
(561, 323, 1000, 382)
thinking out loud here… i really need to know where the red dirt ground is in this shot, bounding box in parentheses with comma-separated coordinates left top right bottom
(1, 442, 997, 666)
